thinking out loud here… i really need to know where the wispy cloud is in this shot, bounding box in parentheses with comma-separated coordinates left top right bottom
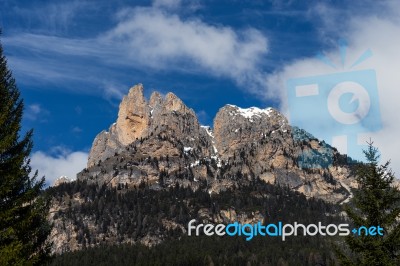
(196, 110, 210, 125)
(71, 126, 82, 133)
(152, 0, 202, 11)
(24, 103, 49, 122)
(11, 0, 92, 34)
(104, 7, 268, 89)
(153, 0, 182, 9)
(3, 3, 269, 99)
(102, 82, 126, 101)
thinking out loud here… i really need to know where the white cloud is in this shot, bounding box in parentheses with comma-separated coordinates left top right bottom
(24, 103, 49, 121)
(3, 5, 268, 98)
(104, 7, 268, 91)
(29, 104, 41, 113)
(152, 0, 202, 11)
(12, 1, 91, 34)
(103, 82, 126, 100)
(25, 104, 41, 121)
(153, 0, 182, 9)
(265, 3, 400, 176)
(31, 150, 88, 186)
(71, 126, 82, 133)
(196, 110, 209, 125)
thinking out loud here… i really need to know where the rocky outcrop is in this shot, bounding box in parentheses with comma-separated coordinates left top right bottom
(86, 123, 121, 168)
(214, 105, 290, 158)
(53, 176, 72, 187)
(116, 84, 150, 146)
(82, 84, 356, 204)
(212, 104, 355, 203)
(87, 84, 201, 168)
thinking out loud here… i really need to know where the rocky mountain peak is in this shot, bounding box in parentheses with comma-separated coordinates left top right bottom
(214, 104, 290, 159)
(52, 84, 362, 257)
(87, 84, 199, 167)
(115, 84, 149, 146)
(163, 92, 189, 113)
(220, 104, 287, 125)
(53, 176, 71, 187)
(83, 84, 356, 204)
(149, 91, 163, 107)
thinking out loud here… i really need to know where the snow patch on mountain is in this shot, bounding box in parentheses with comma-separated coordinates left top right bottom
(227, 104, 274, 120)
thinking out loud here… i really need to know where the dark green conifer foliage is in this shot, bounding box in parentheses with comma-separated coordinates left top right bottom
(337, 141, 400, 265)
(0, 33, 51, 265)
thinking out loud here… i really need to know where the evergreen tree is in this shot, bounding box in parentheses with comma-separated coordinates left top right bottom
(337, 141, 400, 265)
(0, 33, 51, 265)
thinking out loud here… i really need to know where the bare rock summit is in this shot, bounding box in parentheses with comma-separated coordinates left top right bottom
(82, 84, 357, 204)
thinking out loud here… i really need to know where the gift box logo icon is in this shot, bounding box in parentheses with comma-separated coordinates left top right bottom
(286, 43, 382, 167)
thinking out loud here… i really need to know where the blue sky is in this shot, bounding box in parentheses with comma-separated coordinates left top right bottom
(1, 0, 399, 184)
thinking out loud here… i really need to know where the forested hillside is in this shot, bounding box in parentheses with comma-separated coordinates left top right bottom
(47, 178, 347, 265)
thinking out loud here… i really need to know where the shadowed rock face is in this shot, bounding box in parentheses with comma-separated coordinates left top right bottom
(83, 84, 357, 204)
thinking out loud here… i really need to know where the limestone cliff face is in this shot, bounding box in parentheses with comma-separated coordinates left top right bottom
(214, 104, 292, 161)
(213, 104, 295, 182)
(87, 85, 201, 168)
(87, 124, 120, 168)
(82, 84, 356, 204)
(116, 84, 150, 146)
(211, 104, 355, 203)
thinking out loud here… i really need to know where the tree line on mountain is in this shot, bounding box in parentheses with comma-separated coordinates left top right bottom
(47, 143, 400, 266)
(48, 178, 344, 265)
(49, 234, 338, 266)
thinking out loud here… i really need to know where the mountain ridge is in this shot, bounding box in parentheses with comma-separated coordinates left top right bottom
(78, 84, 357, 203)
(48, 83, 359, 255)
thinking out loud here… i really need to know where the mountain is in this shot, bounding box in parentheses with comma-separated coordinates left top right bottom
(53, 176, 72, 186)
(79, 84, 356, 203)
(48, 84, 358, 258)
(48, 180, 344, 265)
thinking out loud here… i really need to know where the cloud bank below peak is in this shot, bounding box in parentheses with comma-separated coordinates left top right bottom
(31, 149, 88, 186)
